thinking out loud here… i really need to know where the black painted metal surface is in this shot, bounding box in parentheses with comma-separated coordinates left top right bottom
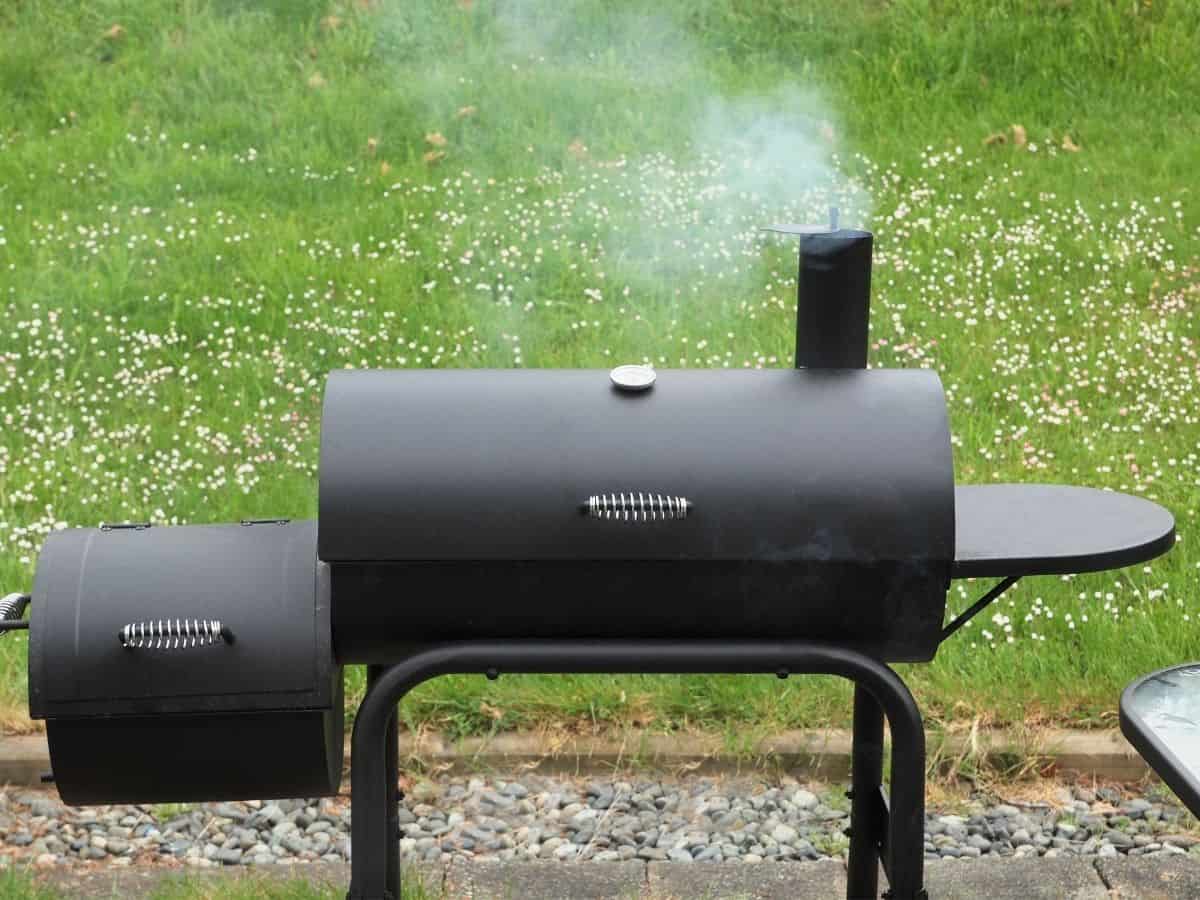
(46, 703, 343, 805)
(320, 367, 957, 662)
(953, 484, 1175, 578)
(346, 641, 928, 900)
(796, 228, 873, 369)
(28, 520, 343, 804)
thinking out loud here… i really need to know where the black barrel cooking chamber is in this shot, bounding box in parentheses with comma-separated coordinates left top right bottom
(4, 217, 1176, 900)
(322, 366, 955, 664)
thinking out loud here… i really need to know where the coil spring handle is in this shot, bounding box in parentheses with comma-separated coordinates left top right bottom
(119, 619, 234, 650)
(582, 493, 692, 522)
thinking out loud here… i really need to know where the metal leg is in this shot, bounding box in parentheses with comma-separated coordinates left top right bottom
(385, 696, 399, 896)
(346, 641, 926, 900)
(361, 666, 400, 900)
(349, 658, 443, 900)
(880, 684, 927, 900)
(847, 685, 885, 898)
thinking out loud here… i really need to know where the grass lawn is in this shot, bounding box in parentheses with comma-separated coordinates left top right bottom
(0, 0, 1197, 740)
(0, 868, 437, 899)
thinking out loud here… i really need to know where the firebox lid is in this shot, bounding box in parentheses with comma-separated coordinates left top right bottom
(29, 520, 335, 719)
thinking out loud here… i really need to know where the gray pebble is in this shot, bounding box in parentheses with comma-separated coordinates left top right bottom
(772, 824, 798, 844)
(1105, 830, 1135, 849)
(791, 790, 819, 810)
(0, 775, 1188, 870)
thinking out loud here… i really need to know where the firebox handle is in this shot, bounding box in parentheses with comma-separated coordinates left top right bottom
(938, 575, 1021, 645)
(0, 593, 30, 635)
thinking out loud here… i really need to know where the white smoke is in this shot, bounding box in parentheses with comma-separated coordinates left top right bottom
(487, 0, 868, 276)
(383, 0, 870, 308)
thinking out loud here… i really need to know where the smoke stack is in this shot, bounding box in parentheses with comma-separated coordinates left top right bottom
(765, 209, 873, 370)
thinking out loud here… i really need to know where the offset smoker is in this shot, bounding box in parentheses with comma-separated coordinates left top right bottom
(5, 218, 1176, 900)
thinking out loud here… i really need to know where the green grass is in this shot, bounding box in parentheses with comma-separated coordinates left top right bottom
(0, 0, 1198, 739)
(0, 872, 52, 900)
(0, 869, 438, 899)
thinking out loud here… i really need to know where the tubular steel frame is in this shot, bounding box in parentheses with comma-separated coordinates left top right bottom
(347, 642, 928, 900)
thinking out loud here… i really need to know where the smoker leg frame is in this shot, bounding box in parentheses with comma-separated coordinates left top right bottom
(848, 684, 886, 898)
(364, 666, 400, 898)
(346, 641, 927, 900)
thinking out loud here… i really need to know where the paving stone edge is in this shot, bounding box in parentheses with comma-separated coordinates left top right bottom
(31, 857, 1200, 900)
(0, 727, 1150, 788)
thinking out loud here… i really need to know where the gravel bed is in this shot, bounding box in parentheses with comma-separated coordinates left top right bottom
(0, 777, 1197, 868)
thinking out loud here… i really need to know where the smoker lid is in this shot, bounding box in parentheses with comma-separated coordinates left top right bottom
(317, 368, 956, 566)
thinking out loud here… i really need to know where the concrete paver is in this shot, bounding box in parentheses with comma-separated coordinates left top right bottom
(646, 859, 846, 899)
(921, 858, 1108, 899)
(22, 856, 1200, 899)
(446, 859, 645, 899)
(1098, 855, 1200, 899)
